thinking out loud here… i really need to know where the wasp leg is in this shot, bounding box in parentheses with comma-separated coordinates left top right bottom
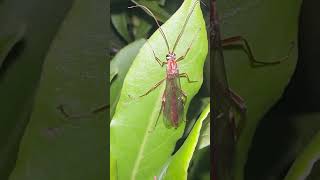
(56, 104, 109, 119)
(228, 88, 247, 141)
(146, 41, 167, 67)
(140, 78, 166, 97)
(149, 92, 166, 132)
(222, 36, 294, 66)
(179, 73, 197, 83)
(176, 28, 201, 62)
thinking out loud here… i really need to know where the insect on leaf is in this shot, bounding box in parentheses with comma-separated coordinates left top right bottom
(110, 0, 208, 179)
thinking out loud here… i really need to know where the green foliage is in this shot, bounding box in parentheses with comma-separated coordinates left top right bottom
(8, 0, 107, 179)
(0, 23, 25, 67)
(111, 13, 132, 42)
(132, 0, 171, 23)
(0, 0, 315, 179)
(216, 0, 302, 179)
(285, 128, 320, 180)
(0, 0, 73, 179)
(110, 39, 146, 117)
(110, 0, 208, 179)
(162, 103, 210, 179)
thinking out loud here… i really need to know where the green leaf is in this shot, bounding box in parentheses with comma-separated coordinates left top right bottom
(285, 130, 320, 180)
(132, 0, 171, 23)
(183, 97, 209, 138)
(159, 0, 166, 6)
(110, 60, 119, 82)
(111, 13, 132, 42)
(111, 155, 118, 180)
(216, 1, 302, 179)
(9, 0, 107, 179)
(245, 111, 320, 180)
(161, 103, 210, 179)
(110, 0, 208, 179)
(0, 23, 25, 68)
(132, 15, 152, 40)
(0, 0, 73, 179)
(245, 112, 320, 179)
(198, 120, 210, 149)
(110, 39, 146, 117)
(187, 147, 210, 180)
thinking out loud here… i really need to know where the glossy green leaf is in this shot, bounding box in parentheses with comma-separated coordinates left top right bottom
(216, 1, 302, 179)
(0, 23, 25, 68)
(198, 120, 210, 149)
(285, 130, 320, 180)
(111, 13, 132, 42)
(111, 155, 118, 180)
(110, 39, 146, 117)
(110, 0, 208, 179)
(162, 103, 210, 179)
(9, 0, 107, 179)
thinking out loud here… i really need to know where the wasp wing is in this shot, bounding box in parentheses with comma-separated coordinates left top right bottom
(162, 72, 185, 129)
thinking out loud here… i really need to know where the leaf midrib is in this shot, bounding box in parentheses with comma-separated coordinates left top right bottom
(130, 85, 165, 180)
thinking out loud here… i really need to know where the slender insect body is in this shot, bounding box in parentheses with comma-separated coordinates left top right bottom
(130, 0, 201, 130)
(163, 53, 185, 128)
(163, 75, 184, 128)
(166, 60, 178, 76)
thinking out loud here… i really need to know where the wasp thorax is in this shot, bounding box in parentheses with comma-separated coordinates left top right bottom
(166, 52, 176, 61)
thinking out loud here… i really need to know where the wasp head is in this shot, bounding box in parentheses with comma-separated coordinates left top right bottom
(166, 52, 176, 61)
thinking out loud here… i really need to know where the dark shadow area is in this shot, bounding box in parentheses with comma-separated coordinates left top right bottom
(245, 0, 320, 179)
(0, 40, 26, 80)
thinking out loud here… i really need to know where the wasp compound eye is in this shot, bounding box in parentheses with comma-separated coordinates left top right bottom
(166, 54, 170, 60)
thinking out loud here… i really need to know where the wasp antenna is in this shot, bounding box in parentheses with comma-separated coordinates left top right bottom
(199, 0, 208, 10)
(129, 2, 170, 53)
(172, 0, 200, 53)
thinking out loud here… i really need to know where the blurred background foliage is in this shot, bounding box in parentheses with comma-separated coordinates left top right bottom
(0, 0, 107, 179)
(0, 0, 74, 179)
(245, 0, 320, 179)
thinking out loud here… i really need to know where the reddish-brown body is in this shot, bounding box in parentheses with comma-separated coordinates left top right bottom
(133, 1, 200, 129)
(167, 58, 178, 75)
(162, 56, 184, 128)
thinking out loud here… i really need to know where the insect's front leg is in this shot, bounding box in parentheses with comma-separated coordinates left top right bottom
(176, 28, 201, 62)
(222, 36, 294, 66)
(149, 91, 166, 132)
(56, 104, 108, 119)
(139, 78, 166, 97)
(228, 88, 246, 114)
(228, 88, 247, 141)
(146, 41, 167, 67)
(179, 73, 197, 83)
